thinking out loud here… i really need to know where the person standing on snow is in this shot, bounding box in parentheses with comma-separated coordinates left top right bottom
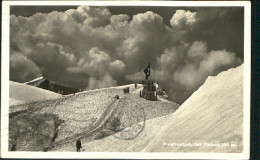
(76, 138, 82, 152)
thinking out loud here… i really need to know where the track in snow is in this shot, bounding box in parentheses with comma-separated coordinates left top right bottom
(51, 87, 141, 149)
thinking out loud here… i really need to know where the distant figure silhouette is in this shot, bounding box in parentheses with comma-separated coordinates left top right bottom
(76, 138, 82, 152)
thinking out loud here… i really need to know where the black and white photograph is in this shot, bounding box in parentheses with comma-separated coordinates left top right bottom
(1, 1, 251, 159)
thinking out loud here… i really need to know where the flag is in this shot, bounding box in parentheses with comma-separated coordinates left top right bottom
(143, 63, 150, 80)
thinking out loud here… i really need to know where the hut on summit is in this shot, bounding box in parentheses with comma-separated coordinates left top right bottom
(141, 80, 157, 101)
(140, 63, 157, 101)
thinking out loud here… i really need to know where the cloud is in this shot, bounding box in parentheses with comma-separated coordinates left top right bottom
(199, 50, 242, 75)
(110, 14, 130, 27)
(67, 6, 111, 27)
(125, 71, 143, 82)
(174, 63, 201, 90)
(86, 74, 117, 90)
(130, 11, 165, 32)
(10, 6, 243, 103)
(172, 42, 242, 90)
(66, 47, 110, 78)
(109, 60, 125, 74)
(127, 41, 242, 102)
(170, 10, 198, 30)
(67, 47, 125, 80)
(117, 11, 172, 73)
(187, 41, 207, 59)
(156, 43, 189, 71)
(10, 54, 42, 82)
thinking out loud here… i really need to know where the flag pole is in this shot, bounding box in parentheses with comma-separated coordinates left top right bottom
(149, 62, 151, 81)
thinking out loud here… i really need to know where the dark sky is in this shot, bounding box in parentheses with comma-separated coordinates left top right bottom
(11, 6, 78, 17)
(9, 5, 244, 103)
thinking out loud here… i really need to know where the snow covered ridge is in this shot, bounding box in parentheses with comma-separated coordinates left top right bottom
(24, 76, 44, 85)
(143, 64, 243, 152)
(9, 81, 62, 106)
(25, 77, 80, 95)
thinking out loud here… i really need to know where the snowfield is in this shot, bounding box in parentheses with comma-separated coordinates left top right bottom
(9, 81, 61, 106)
(9, 83, 179, 151)
(51, 85, 179, 151)
(143, 64, 243, 152)
(55, 113, 173, 152)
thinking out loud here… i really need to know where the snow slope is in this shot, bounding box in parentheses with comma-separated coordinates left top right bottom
(9, 81, 61, 106)
(52, 90, 179, 151)
(51, 85, 178, 151)
(10, 83, 179, 151)
(143, 64, 243, 153)
(55, 113, 173, 152)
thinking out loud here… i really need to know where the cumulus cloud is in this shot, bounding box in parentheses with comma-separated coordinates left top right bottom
(67, 47, 125, 81)
(200, 50, 242, 74)
(187, 41, 207, 59)
(157, 43, 189, 71)
(130, 11, 165, 32)
(127, 41, 242, 102)
(67, 6, 111, 27)
(170, 42, 241, 91)
(109, 60, 125, 74)
(110, 14, 130, 27)
(170, 10, 198, 30)
(67, 47, 111, 77)
(10, 6, 243, 103)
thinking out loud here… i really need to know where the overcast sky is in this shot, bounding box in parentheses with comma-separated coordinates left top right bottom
(10, 6, 244, 103)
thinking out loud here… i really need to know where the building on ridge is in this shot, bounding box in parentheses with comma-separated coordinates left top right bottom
(140, 62, 157, 101)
